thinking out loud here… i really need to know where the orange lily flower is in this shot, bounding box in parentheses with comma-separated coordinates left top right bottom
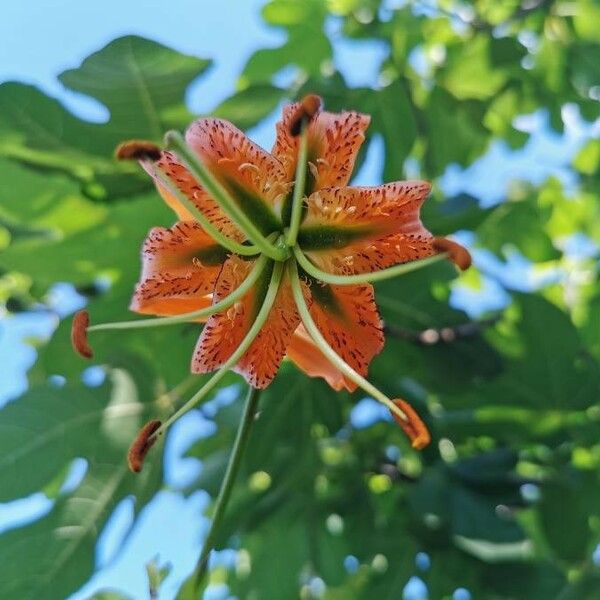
(75, 95, 470, 466)
(133, 100, 450, 387)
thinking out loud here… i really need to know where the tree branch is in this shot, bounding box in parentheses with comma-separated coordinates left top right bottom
(384, 315, 501, 345)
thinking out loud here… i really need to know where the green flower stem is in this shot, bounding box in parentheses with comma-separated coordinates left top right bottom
(293, 245, 449, 285)
(87, 255, 269, 333)
(164, 130, 288, 262)
(148, 161, 260, 257)
(154, 260, 284, 436)
(193, 384, 261, 590)
(285, 123, 309, 247)
(288, 260, 409, 424)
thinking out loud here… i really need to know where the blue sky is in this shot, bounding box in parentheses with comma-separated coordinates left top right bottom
(0, 1, 597, 598)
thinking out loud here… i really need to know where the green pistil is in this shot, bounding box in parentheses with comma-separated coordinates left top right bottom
(288, 259, 409, 424)
(285, 122, 309, 247)
(293, 245, 448, 286)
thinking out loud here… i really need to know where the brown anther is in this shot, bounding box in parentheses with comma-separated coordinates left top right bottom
(433, 237, 472, 271)
(115, 140, 162, 162)
(127, 420, 162, 473)
(289, 94, 323, 136)
(390, 399, 431, 450)
(71, 310, 93, 359)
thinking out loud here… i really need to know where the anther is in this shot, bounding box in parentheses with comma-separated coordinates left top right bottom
(433, 237, 472, 271)
(289, 94, 323, 136)
(127, 419, 162, 473)
(115, 140, 162, 162)
(390, 399, 431, 450)
(71, 310, 93, 359)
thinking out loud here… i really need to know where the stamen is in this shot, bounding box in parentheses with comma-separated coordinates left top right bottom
(293, 246, 448, 286)
(128, 419, 162, 473)
(147, 161, 260, 258)
(433, 237, 472, 271)
(115, 140, 162, 162)
(87, 254, 269, 333)
(285, 125, 309, 247)
(152, 261, 285, 439)
(389, 399, 431, 450)
(288, 260, 430, 449)
(164, 131, 288, 262)
(289, 94, 322, 136)
(71, 310, 93, 358)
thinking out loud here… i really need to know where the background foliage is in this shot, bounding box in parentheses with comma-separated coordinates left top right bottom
(1, 0, 599, 598)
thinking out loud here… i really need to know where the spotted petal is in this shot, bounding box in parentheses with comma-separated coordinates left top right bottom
(299, 280, 384, 390)
(286, 325, 351, 392)
(143, 151, 242, 240)
(186, 118, 290, 233)
(192, 256, 303, 388)
(298, 183, 435, 275)
(130, 221, 228, 316)
(273, 103, 370, 195)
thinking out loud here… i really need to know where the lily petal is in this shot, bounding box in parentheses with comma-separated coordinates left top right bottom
(186, 118, 290, 233)
(143, 151, 242, 239)
(273, 103, 370, 194)
(298, 183, 435, 275)
(286, 325, 352, 392)
(302, 280, 384, 389)
(130, 221, 228, 316)
(192, 256, 302, 388)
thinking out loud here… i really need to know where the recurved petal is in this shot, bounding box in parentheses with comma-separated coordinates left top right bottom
(186, 118, 290, 232)
(303, 280, 384, 388)
(130, 221, 228, 316)
(273, 103, 370, 193)
(298, 182, 435, 275)
(286, 325, 354, 392)
(143, 151, 242, 239)
(192, 257, 302, 388)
